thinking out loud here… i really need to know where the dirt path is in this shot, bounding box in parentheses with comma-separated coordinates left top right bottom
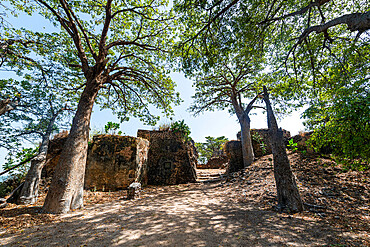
(1, 181, 364, 247)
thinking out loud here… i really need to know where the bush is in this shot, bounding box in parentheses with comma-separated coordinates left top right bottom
(170, 120, 191, 142)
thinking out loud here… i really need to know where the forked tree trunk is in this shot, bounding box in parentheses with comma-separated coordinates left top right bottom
(43, 81, 101, 213)
(238, 114, 254, 167)
(16, 112, 59, 205)
(231, 93, 255, 169)
(263, 86, 303, 213)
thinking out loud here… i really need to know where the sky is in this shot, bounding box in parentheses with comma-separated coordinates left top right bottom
(0, 3, 307, 172)
(90, 72, 306, 141)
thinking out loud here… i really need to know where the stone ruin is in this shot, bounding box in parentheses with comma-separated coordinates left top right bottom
(84, 135, 149, 191)
(196, 156, 228, 169)
(42, 131, 69, 179)
(224, 128, 291, 172)
(237, 128, 291, 157)
(43, 129, 197, 191)
(224, 141, 244, 173)
(137, 130, 197, 185)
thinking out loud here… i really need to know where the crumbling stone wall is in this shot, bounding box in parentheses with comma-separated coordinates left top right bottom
(137, 130, 197, 185)
(292, 131, 315, 153)
(197, 156, 228, 169)
(224, 141, 244, 173)
(225, 128, 291, 173)
(84, 135, 149, 191)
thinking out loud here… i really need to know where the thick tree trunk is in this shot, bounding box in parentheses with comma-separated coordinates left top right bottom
(231, 92, 255, 168)
(263, 86, 303, 213)
(238, 114, 254, 168)
(43, 81, 100, 213)
(16, 113, 58, 205)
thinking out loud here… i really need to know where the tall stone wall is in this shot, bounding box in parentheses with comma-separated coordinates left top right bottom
(84, 135, 149, 191)
(137, 130, 197, 185)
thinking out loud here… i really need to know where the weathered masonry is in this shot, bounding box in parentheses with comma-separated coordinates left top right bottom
(137, 130, 197, 185)
(84, 135, 149, 191)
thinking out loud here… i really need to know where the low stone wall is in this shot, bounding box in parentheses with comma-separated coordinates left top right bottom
(137, 130, 197, 185)
(196, 156, 228, 169)
(84, 135, 149, 191)
(292, 131, 315, 153)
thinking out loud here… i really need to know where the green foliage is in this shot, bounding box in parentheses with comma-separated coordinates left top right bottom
(304, 83, 370, 163)
(0, 145, 38, 197)
(251, 132, 267, 155)
(337, 158, 369, 172)
(4, 0, 181, 128)
(104, 122, 120, 135)
(153, 123, 171, 131)
(0, 173, 24, 198)
(3, 146, 39, 176)
(170, 120, 191, 142)
(195, 136, 229, 164)
(287, 139, 298, 153)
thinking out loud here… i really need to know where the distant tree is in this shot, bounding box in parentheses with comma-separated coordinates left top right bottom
(195, 136, 229, 164)
(104, 122, 120, 135)
(176, 0, 265, 167)
(0, 77, 75, 205)
(6, 0, 180, 213)
(189, 52, 265, 167)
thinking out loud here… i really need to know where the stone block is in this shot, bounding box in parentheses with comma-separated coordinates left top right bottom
(127, 182, 141, 199)
(224, 141, 244, 173)
(84, 135, 149, 191)
(137, 130, 197, 185)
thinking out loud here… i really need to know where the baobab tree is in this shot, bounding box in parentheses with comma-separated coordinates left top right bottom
(189, 53, 264, 167)
(6, 0, 180, 213)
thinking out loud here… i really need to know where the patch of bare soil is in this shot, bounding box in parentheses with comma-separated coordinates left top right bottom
(0, 152, 369, 246)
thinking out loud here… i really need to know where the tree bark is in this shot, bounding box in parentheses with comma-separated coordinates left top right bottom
(16, 112, 59, 205)
(0, 98, 18, 116)
(238, 113, 254, 167)
(231, 92, 255, 168)
(263, 86, 303, 213)
(43, 80, 100, 213)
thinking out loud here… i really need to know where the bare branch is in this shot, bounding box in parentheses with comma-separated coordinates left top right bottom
(295, 11, 370, 46)
(260, 0, 332, 25)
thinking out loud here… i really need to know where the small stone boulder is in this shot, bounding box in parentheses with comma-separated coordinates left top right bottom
(127, 182, 141, 199)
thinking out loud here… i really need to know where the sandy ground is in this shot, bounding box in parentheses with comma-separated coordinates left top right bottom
(1, 152, 369, 246)
(0, 183, 366, 246)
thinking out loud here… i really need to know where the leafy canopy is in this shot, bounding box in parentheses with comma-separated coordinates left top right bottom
(5, 0, 181, 125)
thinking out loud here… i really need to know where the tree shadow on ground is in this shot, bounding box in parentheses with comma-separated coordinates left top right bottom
(1, 183, 364, 247)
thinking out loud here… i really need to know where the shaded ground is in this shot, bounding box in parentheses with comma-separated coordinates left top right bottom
(0, 152, 369, 246)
